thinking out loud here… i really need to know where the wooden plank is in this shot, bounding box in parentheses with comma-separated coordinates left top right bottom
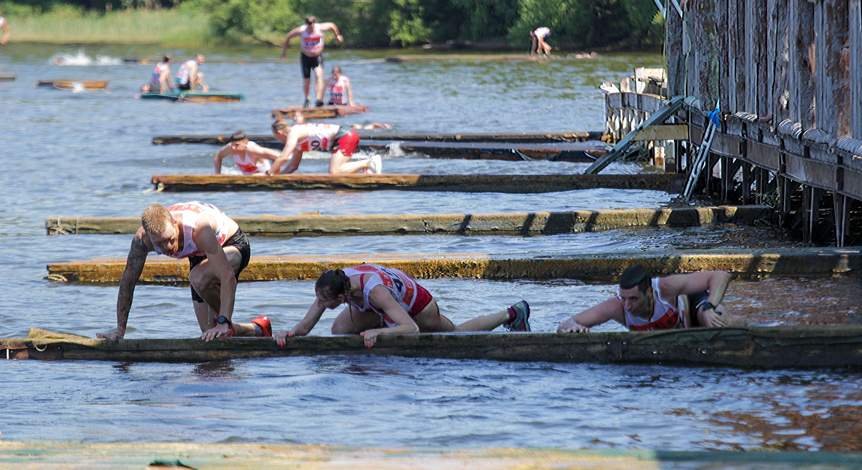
(630, 124, 689, 141)
(140, 92, 244, 102)
(272, 105, 368, 120)
(789, 0, 815, 127)
(150, 173, 686, 194)
(35, 79, 108, 90)
(44, 247, 862, 285)
(44, 206, 775, 236)
(360, 139, 606, 161)
(0, 73, 16, 81)
(852, 0, 862, 138)
(784, 153, 840, 191)
(5, 326, 862, 369)
(151, 131, 603, 145)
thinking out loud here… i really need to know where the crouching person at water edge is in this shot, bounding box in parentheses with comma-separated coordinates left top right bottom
(556, 265, 747, 333)
(275, 264, 531, 348)
(97, 202, 271, 341)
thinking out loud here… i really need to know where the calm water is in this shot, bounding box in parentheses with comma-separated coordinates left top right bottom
(1, 44, 861, 452)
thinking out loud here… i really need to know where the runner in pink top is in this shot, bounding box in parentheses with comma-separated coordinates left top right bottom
(280, 15, 344, 107)
(274, 264, 531, 348)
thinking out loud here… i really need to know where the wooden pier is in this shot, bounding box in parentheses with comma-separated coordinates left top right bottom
(603, 1, 862, 247)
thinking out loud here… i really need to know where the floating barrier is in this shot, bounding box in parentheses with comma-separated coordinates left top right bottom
(149, 173, 686, 193)
(44, 247, 862, 285)
(45, 206, 773, 236)
(140, 91, 244, 102)
(35, 79, 108, 90)
(5, 326, 862, 369)
(151, 131, 603, 145)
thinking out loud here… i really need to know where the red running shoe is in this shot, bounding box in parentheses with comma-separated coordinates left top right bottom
(253, 316, 272, 337)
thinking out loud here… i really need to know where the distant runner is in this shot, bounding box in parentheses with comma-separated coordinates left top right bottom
(176, 54, 208, 92)
(149, 54, 174, 94)
(280, 16, 343, 107)
(270, 119, 381, 175)
(327, 66, 354, 106)
(97, 202, 271, 342)
(530, 27, 552, 57)
(274, 264, 532, 348)
(556, 265, 747, 333)
(0, 11, 9, 72)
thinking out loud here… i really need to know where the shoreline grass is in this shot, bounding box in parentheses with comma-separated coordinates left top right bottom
(9, 8, 212, 47)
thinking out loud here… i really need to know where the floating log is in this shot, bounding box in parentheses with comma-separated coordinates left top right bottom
(35, 79, 108, 90)
(44, 247, 862, 285)
(44, 206, 773, 236)
(151, 131, 603, 145)
(272, 105, 369, 120)
(385, 54, 544, 63)
(1, 442, 859, 470)
(150, 173, 686, 193)
(5, 326, 862, 369)
(139, 91, 244, 102)
(0, 73, 16, 81)
(360, 139, 606, 161)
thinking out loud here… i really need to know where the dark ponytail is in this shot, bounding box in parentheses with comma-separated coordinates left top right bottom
(316, 269, 351, 300)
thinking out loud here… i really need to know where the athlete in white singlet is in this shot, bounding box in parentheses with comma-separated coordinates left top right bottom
(274, 264, 532, 348)
(269, 120, 381, 175)
(176, 54, 208, 92)
(557, 265, 747, 334)
(149, 54, 173, 93)
(97, 202, 272, 342)
(280, 16, 344, 107)
(0, 12, 10, 71)
(530, 27, 552, 57)
(214, 130, 282, 175)
(327, 66, 354, 105)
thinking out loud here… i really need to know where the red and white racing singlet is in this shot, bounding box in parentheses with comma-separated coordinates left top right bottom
(344, 264, 419, 327)
(624, 278, 687, 331)
(297, 124, 338, 152)
(328, 75, 347, 104)
(152, 202, 233, 259)
(300, 24, 324, 55)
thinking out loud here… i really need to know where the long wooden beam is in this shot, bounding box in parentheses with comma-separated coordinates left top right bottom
(5, 326, 862, 369)
(44, 206, 773, 236)
(150, 173, 686, 193)
(359, 139, 606, 161)
(44, 247, 862, 285)
(151, 131, 603, 145)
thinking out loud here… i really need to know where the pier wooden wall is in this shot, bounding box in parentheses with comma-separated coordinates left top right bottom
(606, 0, 862, 246)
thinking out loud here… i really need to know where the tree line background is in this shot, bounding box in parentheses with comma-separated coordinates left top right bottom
(1, 0, 663, 49)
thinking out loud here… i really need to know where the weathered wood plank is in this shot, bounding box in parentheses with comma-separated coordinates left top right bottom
(151, 131, 603, 145)
(44, 247, 862, 285)
(44, 206, 774, 236)
(5, 326, 862, 369)
(149, 173, 687, 194)
(630, 124, 689, 141)
(272, 105, 368, 120)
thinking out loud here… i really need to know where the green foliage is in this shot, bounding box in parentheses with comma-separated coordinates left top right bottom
(450, 0, 517, 42)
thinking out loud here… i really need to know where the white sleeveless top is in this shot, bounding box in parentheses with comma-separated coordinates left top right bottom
(150, 62, 170, 87)
(623, 277, 686, 331)
(232, 142, 272, 175)
(328, 75, 348, 104)
(344, 264, 419, 327)
(300, 24, 324, 55)
(152, 202, 233, 259)
(533, 27, 550, 39)
(176, 60, 195, 85)
(297, 123, 339, 152)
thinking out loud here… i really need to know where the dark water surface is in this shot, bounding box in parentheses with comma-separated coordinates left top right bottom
(1, 44, 861, 452)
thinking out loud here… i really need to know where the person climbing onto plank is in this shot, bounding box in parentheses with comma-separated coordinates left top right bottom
(176, 54, 208, 92)
(327, 65, 354, 106)
(149, 54, 174, 94)
(269, 118, 382, 175)
(556, 265, 747, 333)
(214, 130, 284, 175)
(530, 27, 552, 57)
(274, 264, 532, 348)
(97, 202, 271, 342)
(281, 15, 343, 108)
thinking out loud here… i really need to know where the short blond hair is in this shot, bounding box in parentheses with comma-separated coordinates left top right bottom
(141, 205, 172, 235)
